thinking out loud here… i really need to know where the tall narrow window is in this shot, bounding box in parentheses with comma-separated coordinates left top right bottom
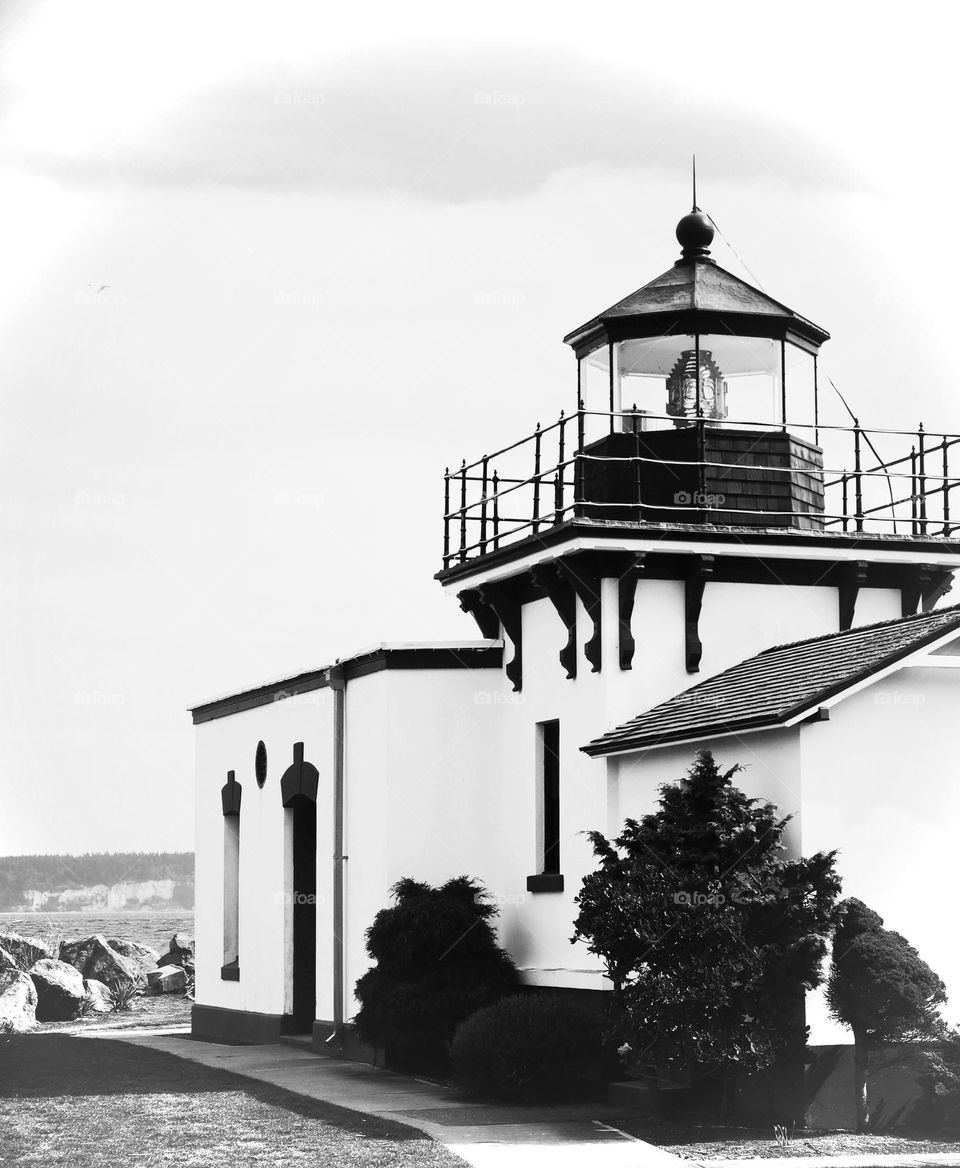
(221, 770, 241, 979)
(540, 719, 560, 874)
(223, 816, 240, 967)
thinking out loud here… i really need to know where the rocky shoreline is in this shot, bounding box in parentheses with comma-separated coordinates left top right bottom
(0, 930, 195, 1031)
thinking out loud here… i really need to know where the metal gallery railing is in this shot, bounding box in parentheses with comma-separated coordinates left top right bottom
(441, 408, 960, 569)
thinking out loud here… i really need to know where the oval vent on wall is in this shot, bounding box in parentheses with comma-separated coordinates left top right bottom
(255, 740, 267, 788)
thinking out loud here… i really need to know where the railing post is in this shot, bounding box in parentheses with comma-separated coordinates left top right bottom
(554, 410, 566, 523)
(910, 445, 918, 537)
(480, 455, 489, 553)
(853, 421, 864, 533)
(492, 470, 500, 550)
(943, 440, 951, 536)
(841, 472, 849, 533)
(918, 423, 928, 535)
(577, 397, 585, 453)
(443, 467, 451, 566)
(634, 428, 643, 523)
(532, 422, 542, 535)
(458, 459, 467, 563)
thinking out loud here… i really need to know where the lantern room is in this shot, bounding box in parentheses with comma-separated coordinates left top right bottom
(563, 208, 830, 529)
(566, 209, 827, 436)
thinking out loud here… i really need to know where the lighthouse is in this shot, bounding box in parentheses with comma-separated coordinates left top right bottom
(439, 205, 958, 695)
(190, 198, 960, 1124)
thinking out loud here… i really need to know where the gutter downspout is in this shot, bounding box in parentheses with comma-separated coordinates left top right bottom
(327, 664, 346, 1049)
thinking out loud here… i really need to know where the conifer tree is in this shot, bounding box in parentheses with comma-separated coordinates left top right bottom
(574, 750, 841, 1103)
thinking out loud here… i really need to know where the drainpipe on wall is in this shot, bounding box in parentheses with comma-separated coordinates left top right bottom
(327, 664, 346, 1048)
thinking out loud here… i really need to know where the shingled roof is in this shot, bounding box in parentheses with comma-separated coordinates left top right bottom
(582, 605, 960, 758)
(562, 258, 830, 351)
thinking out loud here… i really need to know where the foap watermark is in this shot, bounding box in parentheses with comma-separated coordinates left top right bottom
(474, 690, 523, 707)
(274, 291, 324, 308)
(273, 689, 324, 707)
(74, 691, 126, 708)
(74, 490, 125, 507)
(474, 291, 526, 308)
(274, 91, 325, 108)
(273, 890, 326, 905)
(674, 490, 725, 507)
(488, 892, 527, 908)
(274, 489, 325, 508)
(74, 288, 126, 307)
(473, 91, 525, 107)
(874, 691, 925, 707)
(673, 881, 737, 908)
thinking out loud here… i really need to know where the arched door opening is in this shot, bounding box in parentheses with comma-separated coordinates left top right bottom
(281, 742, 319, 1036)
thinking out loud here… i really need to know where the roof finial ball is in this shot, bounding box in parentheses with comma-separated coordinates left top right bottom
(675, 154, 714, 261)
(675, 208, 715, 261)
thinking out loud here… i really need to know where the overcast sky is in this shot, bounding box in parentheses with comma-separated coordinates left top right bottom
(2, 0, 958, 855)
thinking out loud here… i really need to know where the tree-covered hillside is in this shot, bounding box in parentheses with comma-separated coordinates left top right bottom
(0, 852, 194, 910)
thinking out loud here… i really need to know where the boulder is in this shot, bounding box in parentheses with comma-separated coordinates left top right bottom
(0, 931, 48, 970)
(171, 932, 195, 958)
(147, 965, 186, 994)
(106, 938, 159, 977)
(58, 935, 141, 988)
(58, 935, 100, 973)
(0, 946, 18, 974)
(82, 978, 113, 1013)
(0, 970, 38, 1032)
(30, 958, 86, 1021)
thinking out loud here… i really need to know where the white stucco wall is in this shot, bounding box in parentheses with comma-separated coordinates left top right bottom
(192, 551, 915, 1038)
(800, 663, 960, 1042)
(194, 687, 335, 1018)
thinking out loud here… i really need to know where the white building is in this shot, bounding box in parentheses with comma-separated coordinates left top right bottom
(190, 205, 960, 1109)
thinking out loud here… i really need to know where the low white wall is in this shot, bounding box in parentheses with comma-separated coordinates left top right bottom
(801, 664, 960, 1042)
(194, 688, 334, 1019)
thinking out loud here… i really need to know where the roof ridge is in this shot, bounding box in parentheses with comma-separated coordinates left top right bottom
(757, 602, 960, 658)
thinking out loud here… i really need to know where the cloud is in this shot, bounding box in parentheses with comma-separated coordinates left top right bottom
(5, 43, 864, 203)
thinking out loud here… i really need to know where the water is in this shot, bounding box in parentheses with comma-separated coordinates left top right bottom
(0, 910, 194, 955)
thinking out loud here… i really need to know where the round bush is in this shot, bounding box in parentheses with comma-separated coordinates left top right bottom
(451, 993, 604, 1102)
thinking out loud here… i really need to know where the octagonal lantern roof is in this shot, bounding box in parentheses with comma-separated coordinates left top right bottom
(563, 210, 831, 358)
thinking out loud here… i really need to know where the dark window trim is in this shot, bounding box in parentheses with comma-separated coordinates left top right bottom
(220, 960, 240, 981)
(540, 719, 561, 875)
(526, 873, 564, 894)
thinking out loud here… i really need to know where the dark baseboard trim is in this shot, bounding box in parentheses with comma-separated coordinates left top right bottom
(191, 1003, 283, 1045)
(526, 873, 564, 893)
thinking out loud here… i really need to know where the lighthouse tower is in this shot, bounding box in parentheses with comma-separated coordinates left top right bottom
(438, 205, 960, 708)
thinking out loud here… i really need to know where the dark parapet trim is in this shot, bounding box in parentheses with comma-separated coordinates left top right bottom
(191, 645, 503, 724)
(191, 1002, 282, 1045)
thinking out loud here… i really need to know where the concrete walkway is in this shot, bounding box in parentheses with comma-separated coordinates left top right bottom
(76, 1027, 960, 1168)
(80, 1026, 681, 1168)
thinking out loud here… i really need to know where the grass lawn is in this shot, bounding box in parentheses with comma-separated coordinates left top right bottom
(0, 1034, 467, 1167)
(614, 1115, 960, 1159)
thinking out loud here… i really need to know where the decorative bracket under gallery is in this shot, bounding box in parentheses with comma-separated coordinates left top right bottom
(530, 562, 577, 679)
(685, 554, 715, 673)
(618, 553, 647, 671)
(478, 579, 524, 691)
(901, 564, 954, 617)
(838, 561, 868, 631)
(556, 554, 603, 672)
(458, 588, 501, 639)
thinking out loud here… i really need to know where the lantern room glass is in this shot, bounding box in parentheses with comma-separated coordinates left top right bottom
(580, 335, 821, 439)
